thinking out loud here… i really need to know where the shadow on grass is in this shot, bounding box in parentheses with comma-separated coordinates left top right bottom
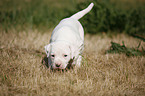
(42, 56, 49, 68)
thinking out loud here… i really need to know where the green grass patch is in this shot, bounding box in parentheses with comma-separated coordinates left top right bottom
(106, 41, 145, 56)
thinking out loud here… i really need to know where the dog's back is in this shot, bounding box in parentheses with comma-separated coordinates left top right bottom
(50, 3, 94, 44)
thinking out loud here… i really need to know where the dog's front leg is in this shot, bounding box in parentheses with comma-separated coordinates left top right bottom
(75, 55, 82, 68)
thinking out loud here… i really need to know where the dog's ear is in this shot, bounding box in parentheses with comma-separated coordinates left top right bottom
(45, 44, 50, 57)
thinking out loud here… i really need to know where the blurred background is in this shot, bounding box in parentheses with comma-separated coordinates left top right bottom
(0, 0, 145, 38)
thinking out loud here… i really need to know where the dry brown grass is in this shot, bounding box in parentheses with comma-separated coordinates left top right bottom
(0, 30, 145, 96)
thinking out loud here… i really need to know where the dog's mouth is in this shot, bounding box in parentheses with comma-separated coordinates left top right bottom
(50, 58, 75, 71)
(52, 65, 67, 70)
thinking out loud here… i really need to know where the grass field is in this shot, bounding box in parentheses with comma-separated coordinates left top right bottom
(0, 30, 144, 96)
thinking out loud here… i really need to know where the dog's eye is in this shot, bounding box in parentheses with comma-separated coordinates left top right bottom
(51, 55, 55, 58)
(64, 55, 68, 57)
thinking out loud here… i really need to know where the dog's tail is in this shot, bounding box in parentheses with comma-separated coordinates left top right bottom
(70, 3, 94, 20)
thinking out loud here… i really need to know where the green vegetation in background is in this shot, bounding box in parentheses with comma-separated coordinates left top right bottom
(76, 0, 145, 36)
(0, 0, 145, 37)
(0, 0, 76, 31)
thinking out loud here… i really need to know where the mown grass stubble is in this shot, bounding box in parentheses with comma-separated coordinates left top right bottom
(0, 30, 144, 95)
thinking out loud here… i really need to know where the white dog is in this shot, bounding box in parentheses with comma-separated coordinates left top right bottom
(45, 3, 94, 69)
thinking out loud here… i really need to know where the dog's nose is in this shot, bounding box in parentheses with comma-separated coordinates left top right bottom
(56, 63, 61, 67)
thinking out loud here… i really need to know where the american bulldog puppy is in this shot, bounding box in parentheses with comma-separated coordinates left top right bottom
(45, 3, 94, 69)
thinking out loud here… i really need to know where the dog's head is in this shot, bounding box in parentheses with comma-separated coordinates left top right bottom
(45, 41, 75, 69)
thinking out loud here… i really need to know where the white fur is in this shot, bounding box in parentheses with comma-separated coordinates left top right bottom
(45, 3, 94, 69)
